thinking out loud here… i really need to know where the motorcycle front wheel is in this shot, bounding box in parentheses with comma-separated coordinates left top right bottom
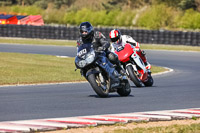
(126, 65, 143, 87)
(117, 80, 131, 96)
(144, 74, 154, 87)
(88, 73, 109, 98)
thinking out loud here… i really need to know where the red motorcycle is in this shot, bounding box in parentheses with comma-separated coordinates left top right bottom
(115, 43, 153, 87)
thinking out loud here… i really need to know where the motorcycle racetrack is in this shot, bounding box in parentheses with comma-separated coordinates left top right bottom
(0, 43, 200, 131)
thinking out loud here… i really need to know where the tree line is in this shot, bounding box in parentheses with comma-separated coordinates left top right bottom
(1, 0, 74, 9)
(1, 0, 200, 30)
(1, 0, 200, 11)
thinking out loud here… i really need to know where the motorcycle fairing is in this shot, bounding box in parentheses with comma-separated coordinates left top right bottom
(126, 63, 148, 82)
(77, 43, 93, 58)
(75, 43, 96, 69)
(86, 67, 100, 77)
(115, 44, 134, 62)
(131, 53, 146, 73)
(137, 69, 148, 82)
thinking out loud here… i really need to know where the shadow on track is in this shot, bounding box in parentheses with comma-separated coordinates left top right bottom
(88, 94, 134, 98)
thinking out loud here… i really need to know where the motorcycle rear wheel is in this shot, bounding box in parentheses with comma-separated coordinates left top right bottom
(88, 73, 109, 98)
(126, 65, 143, 87)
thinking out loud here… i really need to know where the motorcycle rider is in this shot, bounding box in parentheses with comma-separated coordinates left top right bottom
(109, 29, 151, 74)
(76, 22, 125, 87)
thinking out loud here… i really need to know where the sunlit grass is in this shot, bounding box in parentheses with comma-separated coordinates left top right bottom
(0, 52, 84, 85)
(151, 65, 168, 74)
(141, 44, 200, 52)
(111, 122, 200, 133)
(0, 52, 163, 85)
(0, 37, 76, 46)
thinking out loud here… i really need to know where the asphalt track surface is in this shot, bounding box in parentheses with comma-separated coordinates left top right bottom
(0, 44, 199, 122)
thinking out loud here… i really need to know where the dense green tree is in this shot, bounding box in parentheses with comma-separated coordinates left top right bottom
(0, 0, 17, 6)
(102, 0, 125, 11)
(195, 0, 200, 11)
(16, 0, 38, 5)
(178, 0, 196, 10)
(153, 0, 182, 6)
(53, 0, 74, 8)
(11, 0, 17, 4)
(129, 0, 151, 8)
(34, 0, 48, 9)
(153, 0, 197, 10)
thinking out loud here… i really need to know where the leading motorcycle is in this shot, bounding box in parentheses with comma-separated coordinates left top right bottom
(115, 43, 154, 87)
(75, 43, 131, 97)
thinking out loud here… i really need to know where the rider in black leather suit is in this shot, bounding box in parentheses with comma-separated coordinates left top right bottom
(76, 22, 125, 83)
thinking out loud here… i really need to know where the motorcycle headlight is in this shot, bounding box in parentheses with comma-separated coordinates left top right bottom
(86, 51, 95, 64)
(75, 50, 95, 68)
(78, 60, 86, 68)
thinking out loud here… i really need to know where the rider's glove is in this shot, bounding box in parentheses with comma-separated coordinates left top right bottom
(127, 41, 136, 46)
(97, 46, 106, 51)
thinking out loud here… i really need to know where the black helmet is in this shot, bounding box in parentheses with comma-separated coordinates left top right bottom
(79, 22, 94, 40)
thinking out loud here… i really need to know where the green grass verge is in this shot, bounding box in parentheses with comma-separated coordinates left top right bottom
(141, 44, 200, 52)
(0, 37, 76, 46)
(0, 52, 166, 85)
(111, 122, 200, 133)
(0, 52, 84, 85)
(0, 37, 200, 52)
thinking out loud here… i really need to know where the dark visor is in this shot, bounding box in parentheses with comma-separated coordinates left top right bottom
(111, 37, 119, 42)
(80, 30, 88, 33)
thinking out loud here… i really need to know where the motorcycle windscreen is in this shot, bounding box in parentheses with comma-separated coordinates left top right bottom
(115, 43, 134, 62)
(77, 43, 93, 58)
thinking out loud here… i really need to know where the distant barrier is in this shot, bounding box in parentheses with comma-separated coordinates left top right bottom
(0, 24, 200, 46)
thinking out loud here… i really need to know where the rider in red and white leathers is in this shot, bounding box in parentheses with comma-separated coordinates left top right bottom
(109, 29, 151, 74)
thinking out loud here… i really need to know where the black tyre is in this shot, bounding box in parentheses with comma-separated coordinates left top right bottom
(88, 73, 109, 98)
(117, 80, 131, 96)
(144, 75, 154, 87)
(126, 65, 143, 87)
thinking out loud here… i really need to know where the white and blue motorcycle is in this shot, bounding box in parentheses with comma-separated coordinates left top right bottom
(75, 43, 131, 98)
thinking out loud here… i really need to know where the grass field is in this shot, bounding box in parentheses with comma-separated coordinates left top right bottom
(1, 37, 199, 85)
(0, 52, 166, 85)
(112, 122, 200, 133)
(0, 37, 75, 46)
(0, 52, 84, 85)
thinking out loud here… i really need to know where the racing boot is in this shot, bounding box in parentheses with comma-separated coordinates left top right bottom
(110, 70, 120, 88)
(136, 49, 151, 73)
(115, 61, 127, 80)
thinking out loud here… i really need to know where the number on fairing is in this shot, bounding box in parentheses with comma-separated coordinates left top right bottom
(78, 49, 87, 56)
